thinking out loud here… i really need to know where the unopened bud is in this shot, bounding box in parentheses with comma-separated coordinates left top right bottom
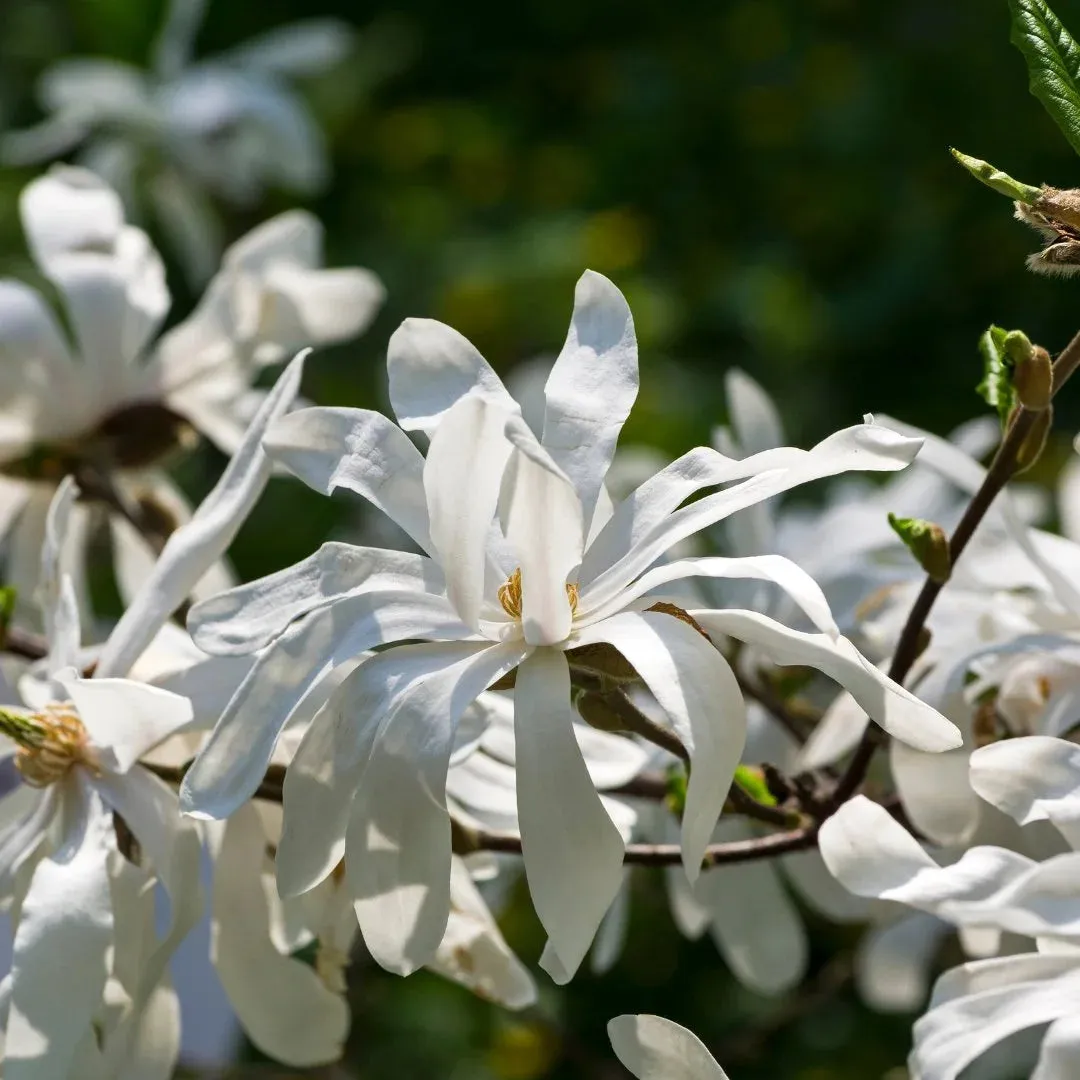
(1002, 330, 1033, 367)
(949, 149, 1041, 203)
(1013, 345, 1053, 411)
(1033, 186, 1080, 231)
(887, 514, 951, 584)
(1015, 405, 1054, 474)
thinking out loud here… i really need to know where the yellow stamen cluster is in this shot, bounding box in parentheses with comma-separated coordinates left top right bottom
(10, 703, 98, 788)
(498, 568, 578, 620)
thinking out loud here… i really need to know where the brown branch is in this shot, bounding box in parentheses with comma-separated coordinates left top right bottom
(74, 464, 170, 557)
(734, 669, 819, 743)
(145, 760, 286, 804)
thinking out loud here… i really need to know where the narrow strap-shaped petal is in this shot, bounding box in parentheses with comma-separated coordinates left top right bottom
(692, 608, 961, 752)
(571, 611, 744, 883)
(425, 395, 514, 630)
(387, 317, 515, 435)
(607, 1015, 729, 1080)
(209, 802, 349, 1066)
(265, 406, 434, 554)
(6, 782, 114, 1080)
(349, 640, 528, 975)
(723, 368, 785, 455)
(189, 542, 444, 655)
(540, 270, 637, 530)
(181, 588, 471, 820)
(514, 649, 624, 983)
(501, 415, 584, 645)
(98, 352, 306, 678)
(577, 553, 839, 638)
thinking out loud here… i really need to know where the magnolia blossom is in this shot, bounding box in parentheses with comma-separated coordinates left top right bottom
(607, 1015, 732, 1079)
(182, 270, 958, 989)
(0, 168, 380, 621)
(2, 0, 354, 281)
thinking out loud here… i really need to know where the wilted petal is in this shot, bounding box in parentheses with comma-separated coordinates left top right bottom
(265, 406, 434, 554)
(189, 542, 444, 655)
(693, 609, 961, 753)
(540, 270, 637, 528)
(98, 352, 306, 679)
(607, 1014, 729, 1080)
(211, 802, 349, 1066)
(182, 589, 470, 820)
(387, 318, 515, 435)
(6, 782, 113, 1079)
(572, 611, 744, 883)
(349, 641, 527, 975)
(425, 396, 514, 629)
(971, 737, 1080, 849)
(514, 649, 624, 983)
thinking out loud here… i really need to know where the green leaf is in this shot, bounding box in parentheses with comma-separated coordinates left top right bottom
(0, 587, 16, 635)
(733, 765, 777, 808)
(949, 148, 1042, 202)
(977, 325, 1018, 423)
(1010, 0, 1080, 157)
(665, 764, 687, 816)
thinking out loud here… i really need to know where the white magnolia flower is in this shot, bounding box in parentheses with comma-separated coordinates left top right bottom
(607, 1014, 731, 1079)
(2, 0, 354, 281)
(182, 270, 958, 986)
(0, 169, 380, 622)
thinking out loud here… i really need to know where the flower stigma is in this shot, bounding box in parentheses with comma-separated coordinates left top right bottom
(0, 702, 100, 787)
(498, 567, 579, 621)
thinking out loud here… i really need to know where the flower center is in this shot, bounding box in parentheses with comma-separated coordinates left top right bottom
(1, 703, 99, 787)
(498, 567, 578, 621)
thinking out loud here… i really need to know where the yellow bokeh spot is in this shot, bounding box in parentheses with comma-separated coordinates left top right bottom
(582, 207, 648, 272)
(486, 1022, 559, 1080)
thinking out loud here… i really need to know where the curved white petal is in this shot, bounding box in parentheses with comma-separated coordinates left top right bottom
(1033, 1014, 1080, 1080)
(579, 554, 838, 638)
(0, 788, 56, 899)
(181, 588, 470, 820)
(607, 1014, 728, 1080)
(425, 395, 515, 629)
(855, 912, 950, 1013)
(221, 18, 354, 76)
(189, 542, 444, 655)
(971, 737, 1080, 848)
(795, 691, 869, 771)
(264, 405, 434, 554)
(692, 609, 961, 753)
(891, 740, 979, 847)
(6, 783, 113, 1079)
(724, 369, 785, 455)
(514, 649, 624, 983)
(20, 167, 125, 267)
(349, 641, 527, 975)
(387, 317, 514, 435)
(540, 270, 637, 528)
(572, 611, 744, 882)
(98, 352, 306, 679)
(210, 802, 348, 1066)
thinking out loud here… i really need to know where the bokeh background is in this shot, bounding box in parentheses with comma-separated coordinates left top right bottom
(0, 0, 1077, 1076)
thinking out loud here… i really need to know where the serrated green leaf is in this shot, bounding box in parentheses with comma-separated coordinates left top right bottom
(1010, 0, 1080, 157)
(733, 765, 777, 808)
(977, 325, 1017, 423)
(949, 148, 1042, 202)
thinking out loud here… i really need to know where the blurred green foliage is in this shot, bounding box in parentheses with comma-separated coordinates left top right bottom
(1, 0, 1075, 1076)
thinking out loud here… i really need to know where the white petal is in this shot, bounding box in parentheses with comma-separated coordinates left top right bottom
(6, 783, 113, 1079)
(276, 644, 486, 898)
(210, 802, 348, 1066)
(181, 588, 470, 820)
(61, 675, 193, 771)
(590, 875, 631, 975)
(97, 352, 306, 678)
(349, 641, 528, 974)
(692, 609, 961, 752)
(795, 691, 869, 771)
(501, 415, 584, 644)
(425, 395, 514, 629)
(221, 18, 353, 76)
(540, 270, 637, 528)
(855, 912, 951, 1013)
(427, 856, 537, 1009)
(697, 819, 807, 995)
(514, 649, 624, 983)
(581, 421, 922, 590)
(387, 318, 514, 435)
(1034, 1014, 1080, 1080)
(891, 740, 980, 847)
(583, 422, 924, 608)
(970, 737, 1080, 848)
(579, 553, 839, 638)
(20, 167, 125, 266)
(0, 788, 57, 899)
(607, 1015, 729, 1080)
(724, 369, 785, 455)
(265, 405, 433, 554)
(189, 542, 444, 655)
(571, 611, 744, 882)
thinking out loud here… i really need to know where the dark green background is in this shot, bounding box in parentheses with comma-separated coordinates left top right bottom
(0, 0, 1068, 1075)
